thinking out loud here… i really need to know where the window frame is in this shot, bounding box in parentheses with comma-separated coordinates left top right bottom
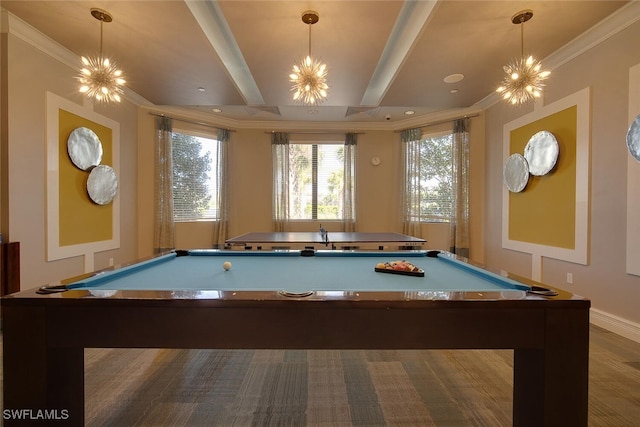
(416, 129, 454, 223)
(171, 127, 221, 223)
(287, 140, 347, 221)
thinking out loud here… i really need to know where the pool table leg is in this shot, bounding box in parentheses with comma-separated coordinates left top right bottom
(3, 306, 85, 426)
(513, 308, 589, 426)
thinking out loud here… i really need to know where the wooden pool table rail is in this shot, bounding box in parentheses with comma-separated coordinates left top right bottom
(3, 290, 589, 426)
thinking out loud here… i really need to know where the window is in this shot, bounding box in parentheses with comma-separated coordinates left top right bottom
(415, 131, 453, 221)
(289, 143, 347, 220)
(171, 130, 221, 221)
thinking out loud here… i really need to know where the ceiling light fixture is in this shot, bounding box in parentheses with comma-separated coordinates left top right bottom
(77, 8, 125, 103)
(496, 10, 550, 105)
(444, 74, 464, 84)
(289, 11, 328, 105)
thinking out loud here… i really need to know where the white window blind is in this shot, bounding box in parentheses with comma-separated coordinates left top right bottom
(418, 132, 453, 221)
(172, 131, 220, 221)
(288, 143, 346, 220)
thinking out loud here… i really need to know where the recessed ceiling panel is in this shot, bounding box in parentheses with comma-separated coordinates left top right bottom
(2, 0, 632, 122)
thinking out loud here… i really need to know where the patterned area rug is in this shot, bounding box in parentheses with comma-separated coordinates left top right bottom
(85, 349, 514, 426)
(1, 325, 638, 426)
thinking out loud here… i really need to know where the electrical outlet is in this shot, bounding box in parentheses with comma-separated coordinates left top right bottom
(566, 273, 573, 284)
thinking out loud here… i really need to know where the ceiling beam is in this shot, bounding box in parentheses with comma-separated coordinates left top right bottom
(185, 0, 265, 105)
(360, 0, 438, 107)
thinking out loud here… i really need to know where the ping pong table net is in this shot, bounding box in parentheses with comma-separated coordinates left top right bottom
(319, 226, 329, 245)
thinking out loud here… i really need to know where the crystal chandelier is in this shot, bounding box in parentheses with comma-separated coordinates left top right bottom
(289, 11, 329, 105)
(496, 10, 550, 105)
(77, 9, 126, 103)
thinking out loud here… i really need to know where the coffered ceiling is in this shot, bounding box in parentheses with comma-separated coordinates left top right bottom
(1, 1, 633, 125)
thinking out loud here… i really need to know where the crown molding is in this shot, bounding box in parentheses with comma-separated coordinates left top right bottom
(3, 9, 151, 107)
(474, 1, 640, 112)
(545, 0, 640, 70)
(5, 2, 640, 129)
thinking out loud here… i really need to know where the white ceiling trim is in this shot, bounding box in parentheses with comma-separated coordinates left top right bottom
(3, 9, 77, 69)
(544, 0, 640, 70)
(474, 0, 640, 112)
(2, 9, 151, 107)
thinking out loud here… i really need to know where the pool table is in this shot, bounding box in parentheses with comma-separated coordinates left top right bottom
(2, 250, 590, 426)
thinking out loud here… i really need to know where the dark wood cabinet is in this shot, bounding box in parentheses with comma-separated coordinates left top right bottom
(1, 242, 20, 296)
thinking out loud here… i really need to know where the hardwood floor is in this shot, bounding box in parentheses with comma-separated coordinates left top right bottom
(1, 325, 639, 426)
(586, 326, 640, 426)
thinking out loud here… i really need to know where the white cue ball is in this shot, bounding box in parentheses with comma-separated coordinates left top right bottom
(223, 261, 232, 271)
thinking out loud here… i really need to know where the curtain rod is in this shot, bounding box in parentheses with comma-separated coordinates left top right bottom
(149, 112, 235, 132)
(395, 113, 480, 133)
(264, 131, 364, 135)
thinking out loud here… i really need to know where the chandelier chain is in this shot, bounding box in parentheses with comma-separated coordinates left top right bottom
(99, 20, 104, 56)
(520, 20, 524, 56)
(308, 23, 312, 56)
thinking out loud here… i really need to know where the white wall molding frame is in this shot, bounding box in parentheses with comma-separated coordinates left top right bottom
(502, 87, 591, 266)
(46, 91, 120, 271)
(626, 63, 640, 276)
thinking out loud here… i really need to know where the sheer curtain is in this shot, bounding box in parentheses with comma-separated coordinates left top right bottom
(213, 128, 230, 248)
(154, 116, 174, 253)
(450, 118, 470, 257)
(343, 133, 357, 231)
(401, 128, 423, 238)
(272, 132, 290, 231)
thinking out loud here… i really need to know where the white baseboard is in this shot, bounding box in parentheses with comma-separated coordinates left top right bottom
(590, 308, 640, 344)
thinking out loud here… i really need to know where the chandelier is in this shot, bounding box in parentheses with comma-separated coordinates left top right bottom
(496, 10, 550, 105)
(289, 11, 329, 105)
(77, 8, 126, 103)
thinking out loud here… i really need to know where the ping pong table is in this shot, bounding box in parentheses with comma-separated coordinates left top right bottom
(225, 231, 425, 250)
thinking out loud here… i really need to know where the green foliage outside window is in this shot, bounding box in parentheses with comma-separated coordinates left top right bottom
(172, 132, 216, 221)
(419, 133, 453, 221)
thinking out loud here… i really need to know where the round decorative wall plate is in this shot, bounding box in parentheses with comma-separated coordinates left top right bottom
(503, 153, 529, 193)
(67, 127, 103, 171)
(627, 114, 640, 162)
(87, 165, 118, 205)
(524, 130, 559, 176)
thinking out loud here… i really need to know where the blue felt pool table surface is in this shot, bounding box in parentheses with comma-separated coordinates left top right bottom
(67, 250, 530, 294)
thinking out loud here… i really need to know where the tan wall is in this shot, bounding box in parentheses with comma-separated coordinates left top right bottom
(484, 20, 640, 326)
(136, 116, 485, 258)
(3, 32, 138, 290)
(136, 110, 155, 256)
